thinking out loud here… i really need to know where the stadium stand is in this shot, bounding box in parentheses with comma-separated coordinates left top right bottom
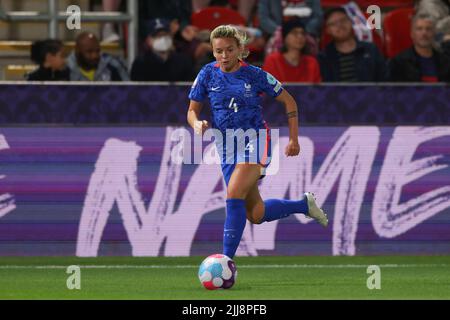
(320, 13, 385, 53)
(383, 7, 415, 58)
(0, 0, 439, 80)
(191, 6, 246, 31)
(321, 0, 414, 9)
(0, 0, 134, 80)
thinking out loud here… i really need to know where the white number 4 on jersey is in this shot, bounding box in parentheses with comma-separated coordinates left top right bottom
(228, 97, 238, 113)
(245, 142, 255, 153)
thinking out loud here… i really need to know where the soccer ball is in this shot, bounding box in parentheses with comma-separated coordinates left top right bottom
(198, 254, 237, 290)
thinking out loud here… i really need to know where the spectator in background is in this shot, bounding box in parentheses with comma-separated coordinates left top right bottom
(415, 0, 450, 48)
(388, 14, 450, 82)
(318, 8, 385, 82)
(415, 0, 449, 23)
(130, 19, 194, 82)
(174, 27, 213, 70)
(27, 39, 70, 81)
(138, 0, 193, 46)
(438, 16, 450, 58)
(263, 17, 321, 83)
(67, 32, 129, 81)
(102, 0, 122, 43)
(258, 0, 323, 56)
(138, 0, 213, 67)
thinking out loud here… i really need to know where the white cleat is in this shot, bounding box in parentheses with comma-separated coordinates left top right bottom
(304, 192, 328, 227)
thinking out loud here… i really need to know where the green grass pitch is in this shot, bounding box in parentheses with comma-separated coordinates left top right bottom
(0, 256, 449, 300)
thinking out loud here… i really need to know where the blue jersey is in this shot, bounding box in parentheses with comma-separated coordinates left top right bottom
(188, 61, 283, 132)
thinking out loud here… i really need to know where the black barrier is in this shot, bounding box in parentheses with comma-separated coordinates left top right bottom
(0, 83, 448, 125)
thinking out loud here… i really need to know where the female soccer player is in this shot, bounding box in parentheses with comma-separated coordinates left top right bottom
(187, 25, 328, 260)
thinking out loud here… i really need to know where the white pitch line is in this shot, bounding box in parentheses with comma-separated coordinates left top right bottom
(0, 264, 448, 270)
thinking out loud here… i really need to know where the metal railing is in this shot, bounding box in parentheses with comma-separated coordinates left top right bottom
(0, 0, 138, 68)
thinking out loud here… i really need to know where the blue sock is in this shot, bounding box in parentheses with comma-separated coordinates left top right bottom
(261, 198, 309, 222)
(223, 199, 247, 259)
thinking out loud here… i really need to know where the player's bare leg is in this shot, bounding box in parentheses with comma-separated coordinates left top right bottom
(226, 163, 262, 199)
(222, 163, 262, 258)
(244, 182, 328, 227)
(245, 182, 265, 224)
(222, 163, 327, 258)
(227, 163, 328, 227)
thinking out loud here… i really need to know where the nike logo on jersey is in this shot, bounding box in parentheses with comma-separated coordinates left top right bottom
(211, 86, 220, 91)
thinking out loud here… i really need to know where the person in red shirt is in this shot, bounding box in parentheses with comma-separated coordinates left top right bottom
(263, 17, 321, 83)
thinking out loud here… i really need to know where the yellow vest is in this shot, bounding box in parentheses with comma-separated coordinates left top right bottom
(80, 68, 96, 81)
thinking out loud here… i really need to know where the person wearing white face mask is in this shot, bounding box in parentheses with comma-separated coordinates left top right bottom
(153, 35, 173, 53)
(131, 18, 195, 82)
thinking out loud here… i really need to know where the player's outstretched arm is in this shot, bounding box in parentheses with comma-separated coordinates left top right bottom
(187, 100, 209, 135)
(275, 90, 300, 157)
